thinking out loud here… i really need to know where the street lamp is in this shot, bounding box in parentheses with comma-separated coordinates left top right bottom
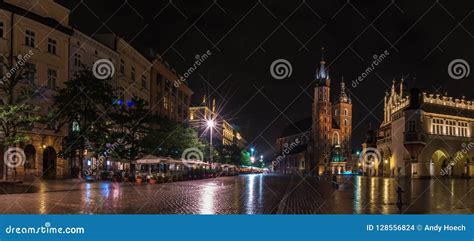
(207, 119, 215, 164)
(260, 155, 263, 161)
(250, 156, 255, 163)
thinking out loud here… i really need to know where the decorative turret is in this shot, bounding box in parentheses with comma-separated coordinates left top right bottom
(339, 77, 351, 103)
(391, 79, 396, 96)
(400, 77, 404, 98)
(315, 47, 330, 86)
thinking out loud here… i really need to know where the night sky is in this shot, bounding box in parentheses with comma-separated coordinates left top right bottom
(57, 0, 474, 159)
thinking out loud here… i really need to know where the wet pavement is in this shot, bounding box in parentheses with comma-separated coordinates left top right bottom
(0, 174, 472, 214)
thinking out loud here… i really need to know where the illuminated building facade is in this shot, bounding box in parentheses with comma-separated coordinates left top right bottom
(367, 80, 474, 177)
(189, 97, 244, 147)
(0, 0, 193, 180)
(0, 0, 72, 180)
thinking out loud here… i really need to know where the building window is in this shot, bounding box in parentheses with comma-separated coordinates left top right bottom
(408, 120, 415, 132)
(344, 119, 348, 126)
(120, 59, 125, 74)
(74, 53, 81, 67)
(156, 74, 162, 86)
(458, 122, 468, 137)
(23, 63, 36, 83)
(47, 69, 57, 89)
(131, 67, 136, 81)
(24, 145, 36, 169)
(47, 38, 57, 54)
(344, 108, 348, 116)
(141, 75, 147, 89)
(0, 21, 4, 38)
(333, 132, 339, 145)
(25, 30, 35, 47)
(165, 79, 171, 91)
(0, 56, 4, 76)
(163, 96, 168, 109)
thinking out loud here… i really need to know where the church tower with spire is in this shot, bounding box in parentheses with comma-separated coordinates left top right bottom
(311, 48, 353, 175)
(312, 47, 333, 174)
(333, 78, 352, 163)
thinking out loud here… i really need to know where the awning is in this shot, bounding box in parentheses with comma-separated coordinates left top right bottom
(135, 155, 162, 164)
(135, 156, 210, 166)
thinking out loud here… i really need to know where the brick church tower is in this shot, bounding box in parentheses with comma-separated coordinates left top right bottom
(312, 48, 353, 175)
(312, 48, 333, 174)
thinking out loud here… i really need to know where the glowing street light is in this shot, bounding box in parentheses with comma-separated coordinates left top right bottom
(207, 119, 215, 164)
(250, 156, 255, 163)
(206, 119, 215, 128)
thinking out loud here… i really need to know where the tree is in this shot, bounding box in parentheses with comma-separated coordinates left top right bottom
(240, 150, 252, 166)
(50, 69, 114, 178)
(109, 97, 153, 163)
(0, 53, 41, 180)
(142, 119, 205, 159)
(215, 143, 244, 165)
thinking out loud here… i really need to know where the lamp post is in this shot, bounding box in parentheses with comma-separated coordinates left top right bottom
(206, 119, 215, 165)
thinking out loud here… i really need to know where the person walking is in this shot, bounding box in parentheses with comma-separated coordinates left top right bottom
(396, 186, 404, 204)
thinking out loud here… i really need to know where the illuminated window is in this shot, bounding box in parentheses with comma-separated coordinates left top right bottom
(332, 132, 339, 145)
(163, 96, 168, 109)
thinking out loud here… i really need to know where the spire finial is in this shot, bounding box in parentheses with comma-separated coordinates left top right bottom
(320, 46, 325, 65)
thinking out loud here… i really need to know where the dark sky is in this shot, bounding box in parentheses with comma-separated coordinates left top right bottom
(57, 0, 474, 159)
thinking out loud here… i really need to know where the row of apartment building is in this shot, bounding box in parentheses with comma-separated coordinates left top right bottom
(0, 0, 193, 180)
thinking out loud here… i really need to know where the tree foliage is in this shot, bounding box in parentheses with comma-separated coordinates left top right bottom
(0, 54, 40, 147)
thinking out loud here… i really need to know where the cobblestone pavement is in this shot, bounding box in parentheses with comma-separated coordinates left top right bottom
(0, 174, 472, 214)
